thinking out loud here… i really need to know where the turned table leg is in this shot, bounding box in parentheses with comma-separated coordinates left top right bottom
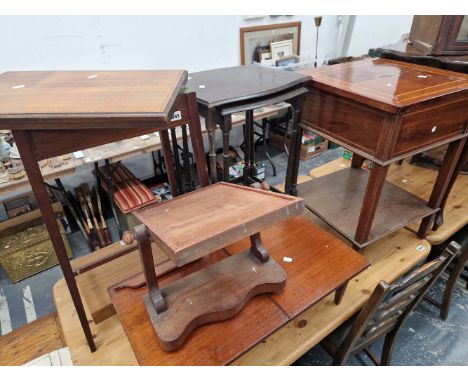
(354, 163, 389, 246)
(285, 106, 303, 196)
(205, 108, 218, 184)
(334, 281, 349, 305)
(221, 115, 233, 182)
(418, 137, 467, 238)
(243, 109, 256, 185)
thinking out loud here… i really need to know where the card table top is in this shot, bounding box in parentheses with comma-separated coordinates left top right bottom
(188, 64, 310, 108)
(0, 70, 187, 127)
(299, 58, 468, 113)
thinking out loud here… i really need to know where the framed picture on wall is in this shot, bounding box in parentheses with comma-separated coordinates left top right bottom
(239, 21, 301, 65)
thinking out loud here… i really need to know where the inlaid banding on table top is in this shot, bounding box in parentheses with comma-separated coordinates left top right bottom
(132, 182, 304, 266)
(0, 70, 187, 119)
(299, 58, 468, 111)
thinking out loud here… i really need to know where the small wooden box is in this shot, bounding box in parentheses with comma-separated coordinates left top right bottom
(269, 130, 328, 161)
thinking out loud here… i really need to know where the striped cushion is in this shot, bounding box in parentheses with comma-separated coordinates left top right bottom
(97, 163, 157, 214)
(112, 179, 156, 214)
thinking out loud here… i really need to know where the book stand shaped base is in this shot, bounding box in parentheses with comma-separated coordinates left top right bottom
(137, 226, 286, 351)
(131, 182, 304, 351)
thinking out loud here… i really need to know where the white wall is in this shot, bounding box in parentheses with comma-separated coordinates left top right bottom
(347, 15, 413, 56)
(0, 15, 413, 72)
(0, 15, 412, 200)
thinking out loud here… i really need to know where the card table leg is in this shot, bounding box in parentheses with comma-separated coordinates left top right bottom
(418, 137, 467, 238)
(12, 130, 97, 352)
(354, 163, 389, 245)
(186, 92, 210, 188)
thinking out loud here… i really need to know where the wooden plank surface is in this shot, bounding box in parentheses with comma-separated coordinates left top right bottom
(0, 314, 63, 366)
(308, 157, 467, 245)
(387, 160, 468, 244)
(53, 277, 138, 366)
(133, 182, 304, 266)
(74, 241, 173, 324)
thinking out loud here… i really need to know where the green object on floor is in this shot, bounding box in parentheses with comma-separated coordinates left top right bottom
(343, 150, 353, 160)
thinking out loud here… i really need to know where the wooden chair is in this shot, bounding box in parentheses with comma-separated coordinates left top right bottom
(320, 241, 461, 365)
(424, 225, 468, 320)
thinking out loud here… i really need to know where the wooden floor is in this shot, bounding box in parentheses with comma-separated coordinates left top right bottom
(0, 314, 64, 366)
(2, 157, 465, 365)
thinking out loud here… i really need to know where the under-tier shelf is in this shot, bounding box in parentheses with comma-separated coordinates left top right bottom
(297, 167, 437, 247)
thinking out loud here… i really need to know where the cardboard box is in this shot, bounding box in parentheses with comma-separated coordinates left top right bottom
(269, 131, 328, 161)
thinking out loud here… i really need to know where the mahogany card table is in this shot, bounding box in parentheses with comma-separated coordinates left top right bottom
(109, 214, 369, 365)
(0, 69, 210, 351)
(298, 58, 468, 249)
(188, 65, 310, 195)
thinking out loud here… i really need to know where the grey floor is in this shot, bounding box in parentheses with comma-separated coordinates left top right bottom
(1, 144, 467, 366)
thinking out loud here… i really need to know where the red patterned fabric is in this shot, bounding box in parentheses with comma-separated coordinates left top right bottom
(97, 163, 156, 214)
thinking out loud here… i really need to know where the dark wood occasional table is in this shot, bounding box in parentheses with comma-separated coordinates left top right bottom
(298, 58, 468, 249)
(109, 215, 369, 365)
(0, 70, 210, 351)
(188, 65, 310, 195)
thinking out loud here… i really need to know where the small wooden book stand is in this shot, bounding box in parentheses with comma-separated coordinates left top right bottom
(131, 182, 304, 351)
